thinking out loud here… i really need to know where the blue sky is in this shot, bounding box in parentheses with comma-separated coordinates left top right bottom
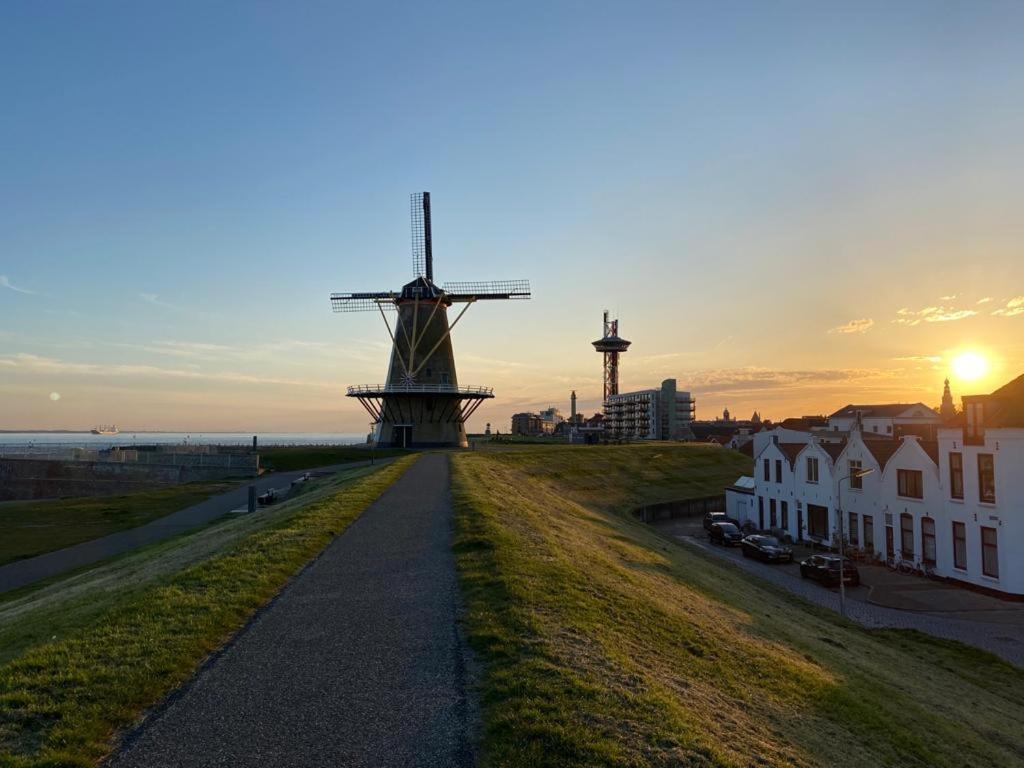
(3, 1, 1023, 431)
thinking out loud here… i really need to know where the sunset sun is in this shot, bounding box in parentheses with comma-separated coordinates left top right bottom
(952, 351, 988, 381)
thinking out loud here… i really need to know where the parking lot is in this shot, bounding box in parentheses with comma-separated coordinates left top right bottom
(653, 515, 1024, 667)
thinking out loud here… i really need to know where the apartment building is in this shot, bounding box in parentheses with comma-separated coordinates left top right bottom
(604, 378, 696, 440)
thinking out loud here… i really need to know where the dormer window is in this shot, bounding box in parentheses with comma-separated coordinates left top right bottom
(966, 402, 984, 438)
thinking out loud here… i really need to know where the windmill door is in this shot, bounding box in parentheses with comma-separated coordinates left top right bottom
(392, 425, 412, 448)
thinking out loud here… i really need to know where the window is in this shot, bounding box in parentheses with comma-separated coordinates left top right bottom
(949, 452, 964, 500)
(952, 522, 967, 570)
(758, 496, 764, 529)
(806, 456, 819, 483)
(763, 458, 770, 481)
(978, 454, 995, 503)
(774, 459, 782, 483)
(897, 469, 923, 499)
(769, 498, 777, 527)
(921, 517, 936, 564)
(863, 515, 874, 554)
(849, 459, 863, 489)
(966, 401, 985, 441)
(848, 512, 858, 546)
(781, 501, 789, 530)
(886, 424, 892, 434)
(981, 526, 999, 578)
(440, 372, 450, 386)
(900, 513, 915, 558)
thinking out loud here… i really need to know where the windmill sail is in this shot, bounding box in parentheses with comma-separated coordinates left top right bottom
(330, 292, 399, 312)
(410, 192, 433, 281)
(442, 280, 531, 301)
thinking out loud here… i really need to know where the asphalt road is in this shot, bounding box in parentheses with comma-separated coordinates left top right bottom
(0, 461, 377, 594)
(658, 519, 1024, 667)
(108, 453, 476, 768)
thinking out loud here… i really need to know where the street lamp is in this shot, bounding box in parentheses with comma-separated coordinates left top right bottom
(836, 467, 875, 618)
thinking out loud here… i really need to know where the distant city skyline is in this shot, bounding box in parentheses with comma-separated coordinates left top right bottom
(2, 2, 1022, 432)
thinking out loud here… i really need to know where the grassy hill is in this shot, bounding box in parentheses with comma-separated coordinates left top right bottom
(0, 458, 416, 767)
(0, 481, 241, 566)
(451, 444, 1024, 767)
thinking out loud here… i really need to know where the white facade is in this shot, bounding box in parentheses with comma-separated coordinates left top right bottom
(745, 421, 1024, 596)
(936, 425, 1024, 594)
(725, 476, 755, 522)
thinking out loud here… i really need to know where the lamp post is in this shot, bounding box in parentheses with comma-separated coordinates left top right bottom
(836, 467, 875, 618)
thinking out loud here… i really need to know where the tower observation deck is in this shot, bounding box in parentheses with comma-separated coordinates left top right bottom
(592, 310, 631, 404)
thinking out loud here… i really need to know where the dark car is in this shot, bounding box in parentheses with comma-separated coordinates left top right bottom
(800, 555, 860, 586)
(702, 512, 739, 531)
(708, 521, 744, 546)
(740, 534, 793, 562)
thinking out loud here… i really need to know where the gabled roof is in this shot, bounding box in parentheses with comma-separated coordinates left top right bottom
(778, 442, 806, 467)
(829, 403, 940, 419)
(820, 442, 846, 462)
(918, 440, 939, 465)
(864, 440, 903, 471)
(738, 441, 754, 457)
(777, 416, 827, 432)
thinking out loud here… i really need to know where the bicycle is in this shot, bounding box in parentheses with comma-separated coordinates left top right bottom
(920, 562, 942, 581)
(885, 555, 915, 575)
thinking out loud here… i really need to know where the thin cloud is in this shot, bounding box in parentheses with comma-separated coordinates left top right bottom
(1, 352, 336, 390)
(939, 294, 958, 301)
(894, 355, 942, 364)
(977, 297, 993, 305)
(893, 304, 977, 325)
(991, 296, 1024, 318)
(0, 275, 36, 295)
(139, 292, 180, 310)
(829, 318, 874, 334)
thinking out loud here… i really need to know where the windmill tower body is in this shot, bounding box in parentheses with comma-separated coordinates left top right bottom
(332, 193, 530, 448)
(378, 283, 467, 447)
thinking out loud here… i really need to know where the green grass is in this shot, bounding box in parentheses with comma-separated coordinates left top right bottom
(258, 444, 409, 471)
(0, 481, 241, 566)
(451, 445, 1024, 767)
(0, 456, 416, 767)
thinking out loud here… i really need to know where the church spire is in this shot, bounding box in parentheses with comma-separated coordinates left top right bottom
(940, 378, 956, 419)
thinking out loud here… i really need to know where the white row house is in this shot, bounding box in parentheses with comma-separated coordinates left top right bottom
(741, 374, 1024, 596)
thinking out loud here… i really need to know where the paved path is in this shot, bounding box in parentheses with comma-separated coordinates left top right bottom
(108, 453, 476, 768)
(0, 461, 378, 595)
(662, 525, 1024, 667)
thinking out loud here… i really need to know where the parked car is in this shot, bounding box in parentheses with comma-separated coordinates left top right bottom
(740, 535, 793, 562)
(800, 555, 860, 586)
(708, 521, 744, 547)
(702, 511, 739, 531)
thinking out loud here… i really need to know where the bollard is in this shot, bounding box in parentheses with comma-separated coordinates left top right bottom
(248, 485, 256, 514)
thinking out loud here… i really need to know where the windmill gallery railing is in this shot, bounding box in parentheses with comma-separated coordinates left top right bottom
(346, 384, 493, 397)
(346, 383, 494, 427)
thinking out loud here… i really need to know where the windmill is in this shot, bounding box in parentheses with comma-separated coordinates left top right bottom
(331, 192, 531, 448)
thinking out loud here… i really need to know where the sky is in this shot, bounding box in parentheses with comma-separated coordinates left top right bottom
(2, 1, 1023, 433)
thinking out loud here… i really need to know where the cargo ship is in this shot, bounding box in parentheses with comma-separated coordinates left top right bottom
(90, 425, 120, 436)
